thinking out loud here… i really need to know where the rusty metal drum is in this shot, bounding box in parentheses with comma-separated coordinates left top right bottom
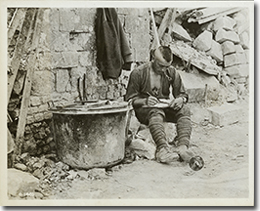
(51, 101, 130, 169)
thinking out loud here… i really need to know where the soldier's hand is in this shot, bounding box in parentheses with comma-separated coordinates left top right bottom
(146, 96, 159, 106)
(169, 97, 184, 110)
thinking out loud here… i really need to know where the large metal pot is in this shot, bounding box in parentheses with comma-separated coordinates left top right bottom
(51, 101, 130, 169)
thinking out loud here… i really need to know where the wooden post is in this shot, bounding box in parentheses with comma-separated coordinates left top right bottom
(15, 9, 45, 155)
(7, 9, 36, 103)
(8, 8, 27, 45)
(151, 8, 176, 49)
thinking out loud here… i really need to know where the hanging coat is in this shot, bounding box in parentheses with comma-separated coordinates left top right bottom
(95, 8, 133, 79)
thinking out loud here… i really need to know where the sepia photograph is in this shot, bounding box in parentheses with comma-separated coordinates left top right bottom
(1, 0, 254, 206)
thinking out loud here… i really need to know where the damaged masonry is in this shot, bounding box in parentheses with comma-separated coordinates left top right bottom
(7, 7, 251, 200)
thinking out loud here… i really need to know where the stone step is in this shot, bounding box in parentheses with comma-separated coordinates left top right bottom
(207, 103, 243, 126)
(178, 71, 220, 103)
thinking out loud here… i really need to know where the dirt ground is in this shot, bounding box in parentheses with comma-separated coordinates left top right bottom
(46, 97, 250, 200)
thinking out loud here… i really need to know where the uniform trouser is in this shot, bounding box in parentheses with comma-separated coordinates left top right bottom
(134, 105, 191, 148)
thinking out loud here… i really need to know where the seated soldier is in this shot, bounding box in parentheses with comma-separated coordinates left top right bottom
(125, 46, 192, 164)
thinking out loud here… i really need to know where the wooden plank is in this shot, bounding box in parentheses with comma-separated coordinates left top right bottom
(169, 41, 221, 76)
(7, 9, 36, 103)
(151, 8, 174, 49)
(198, 8, 241, 24)
(15, 9, 45, 155)
(8, 8, 27, 45)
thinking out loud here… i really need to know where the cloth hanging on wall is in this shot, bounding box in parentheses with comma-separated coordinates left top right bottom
(95, 8, 133, 79)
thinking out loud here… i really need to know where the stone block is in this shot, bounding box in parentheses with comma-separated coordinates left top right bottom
(213, 16, 236, 32)
(37, 104, 49, 113)
(36, 51, 52, 71)
(79, 52, 93, 66)
(207, 103, 243, 126)
(49, 8, 59, 31)
(69, 32, 93, 52)
(44, 111, 53, 120)
(28, 106, 39, 115)
(41, 95, 51, 104)
(52, 52, 78, 69)
(178, 71, 220, 103)
(74, 8, 96, 32)
(206, 39, 223, 62)
(224, 52, 247, 67)
(193, 30, 212, 52)
(31, 71, 52, 96)
(30, 96, 41, 107)
(171, 22, 192, 42)
(131, 31, 149, 61)
(26, 115, 35, 125)
(34, 113, 45, 122)
(56, 69, 70, 93)
(221, 41, 236, 55)
(239, 31, 249, 49)
(215, 29, 240, 44)
(50, 31, 72, 52)
(224, 64, 249, 77)
(8, 168, 39, 197)
(234, 44, 244, 53)
(59, 8, 76, 32)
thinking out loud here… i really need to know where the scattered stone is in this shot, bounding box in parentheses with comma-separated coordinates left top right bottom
(14, 163, 28, 172)
(88, 168, 107, 180)
(215, 29, 240, 44)
(8, 168, 39, 197)
(213, 16, 236, 32)
(224, 53, 247, 67)
(207, 103, 243, 126)
(224, 64, 249, 77)
(33, 168, 45, 179)
(129, 138, 156, 160)
(192, 30, 212, 52)
(76, 170, 89, 180)
(237, 84, 246, 95)
(34, 192, 44, 199)
(67, 170, 78, 180)
(221, 41, 236, 56)
(220, 74, 231, 87)
(171, 22, 192, 42)
(206, 39, 223, 62)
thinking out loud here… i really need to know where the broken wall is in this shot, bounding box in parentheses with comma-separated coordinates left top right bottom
(15, 8, 150, 155)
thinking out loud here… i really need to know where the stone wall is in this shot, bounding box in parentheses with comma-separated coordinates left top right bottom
(22, 8, 150, 155)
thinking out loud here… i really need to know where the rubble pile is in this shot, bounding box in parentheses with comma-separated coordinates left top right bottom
(153, 8, 249, 105)
(9, 153, 115, 199)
